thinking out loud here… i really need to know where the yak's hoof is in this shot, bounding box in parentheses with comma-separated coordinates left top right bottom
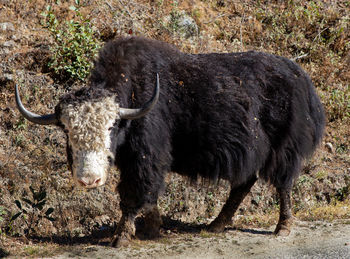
(111, 215, 136, 247)
(111, 232, 132, 248)
(140, 207, 162, 239)
(274, 224, 291, 237)
(207, 219, 228, 233)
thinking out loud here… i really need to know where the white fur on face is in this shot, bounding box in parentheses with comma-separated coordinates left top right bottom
(60, 96, 119, 188)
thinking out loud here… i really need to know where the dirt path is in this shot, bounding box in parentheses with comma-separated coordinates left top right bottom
(45, 220, 350, 259)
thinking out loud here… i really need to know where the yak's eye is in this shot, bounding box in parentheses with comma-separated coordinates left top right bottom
(107, 156, 112, 164)
(108, 127, 113, 131)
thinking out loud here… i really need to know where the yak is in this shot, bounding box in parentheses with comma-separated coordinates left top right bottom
(15, 36, 325, 247)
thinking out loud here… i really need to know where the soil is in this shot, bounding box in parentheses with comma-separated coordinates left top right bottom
(3, 219, 350, 258)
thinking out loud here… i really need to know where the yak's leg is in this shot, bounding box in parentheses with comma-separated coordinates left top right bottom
(111, 211, 137, 247)
(274, 187, 293, 236)
(111, 170, 164, 247)
(208, 176, 257, 232)
(111, 204, 163, 247)
(112, 205, 162, 247)
(140, 204, 162, 239)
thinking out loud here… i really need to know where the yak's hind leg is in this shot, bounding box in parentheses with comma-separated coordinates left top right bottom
(208, 175, 257, 232)
(274, 186, 293, 236)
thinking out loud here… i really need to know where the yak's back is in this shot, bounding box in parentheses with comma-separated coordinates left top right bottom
(171, 50, 325, 186)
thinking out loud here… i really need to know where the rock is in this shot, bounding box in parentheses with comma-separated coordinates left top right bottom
(0, 73, 14, 84)
(165, 11, 199, 38)
(3, 73, 13, 81)
(325, 142, 334, 153)
(11, 34, 18, 41)
(177, 14, 199, 38)
(0, 22, 15, 32)
(2, 40, 15, 48)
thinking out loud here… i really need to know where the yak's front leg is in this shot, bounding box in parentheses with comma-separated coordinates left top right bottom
(274, 187, 293, 236)
(111, 168, 164, 247)
(111, 176, 141, 247)
(111, 212, 136, 247)
(112, 205, 162, 247)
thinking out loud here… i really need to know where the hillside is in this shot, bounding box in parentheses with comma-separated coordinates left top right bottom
(0, 0, 349, 257)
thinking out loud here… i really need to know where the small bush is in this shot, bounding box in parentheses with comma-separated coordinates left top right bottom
(0, 206, 6, 234)
(164, 1, 199, 38)
(41, 0, 101, 82)
(324, 87, 350, 122)
(11, 185, 55, 237)
(0, 248, 9, 258)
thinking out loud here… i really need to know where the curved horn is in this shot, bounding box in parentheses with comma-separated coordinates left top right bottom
(15, 84, 58, 125)
(119, 73, 160, 120)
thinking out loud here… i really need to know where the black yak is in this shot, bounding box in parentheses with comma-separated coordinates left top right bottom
(15, 36, 325, 247)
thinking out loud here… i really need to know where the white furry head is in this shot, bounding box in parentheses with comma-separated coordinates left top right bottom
(60, 96, 119, 188)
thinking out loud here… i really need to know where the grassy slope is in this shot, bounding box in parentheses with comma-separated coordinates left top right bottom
(0, 0, 349, 256)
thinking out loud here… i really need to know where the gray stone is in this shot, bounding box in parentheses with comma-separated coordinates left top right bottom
(166, 11, 199, 39)
(2, 73, 13, 82)
(11, 34, 18, 41)
(178, 15, 199, 38)
(325, 142, 334, 153)
(0, 22, 15, 32)
(2, 40, 15, 48)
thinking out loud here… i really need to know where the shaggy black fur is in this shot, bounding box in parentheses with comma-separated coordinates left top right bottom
(59, 36, 325, 223)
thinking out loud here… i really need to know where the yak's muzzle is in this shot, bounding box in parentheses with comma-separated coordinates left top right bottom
(73, 150, 109, 189)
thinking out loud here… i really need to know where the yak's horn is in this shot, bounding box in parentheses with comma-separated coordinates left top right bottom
(119, 73, 160, 120)
(15, 85, 58, 125)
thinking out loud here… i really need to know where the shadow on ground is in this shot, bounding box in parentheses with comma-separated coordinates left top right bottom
(25, 216, 273, 247)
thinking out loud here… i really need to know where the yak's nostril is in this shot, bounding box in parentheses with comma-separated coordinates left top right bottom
(78, 179, 88, 186)
(94, 178, 101, 184)
(78, 177, 101, 187)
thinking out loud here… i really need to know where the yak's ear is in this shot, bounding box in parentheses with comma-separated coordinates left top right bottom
(119, 73, 160, 120)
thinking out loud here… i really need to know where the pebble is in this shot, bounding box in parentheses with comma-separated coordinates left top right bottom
(325, 142, 334, 153)
(11, 34, 18, 41)
(3, 40, 15, 48)
(1, 73, 14, 82)
(165, 11, 199, 38)
(0, 22, 15, 32)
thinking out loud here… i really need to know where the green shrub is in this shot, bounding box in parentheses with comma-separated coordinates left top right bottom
(0, 206, 5, 234)
(41, 0, 101, 82)
(11, 185, 55, 236)
(322, 86, 350, 122)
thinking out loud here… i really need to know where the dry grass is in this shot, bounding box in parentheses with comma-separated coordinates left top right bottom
(296, 200, 350, 221)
